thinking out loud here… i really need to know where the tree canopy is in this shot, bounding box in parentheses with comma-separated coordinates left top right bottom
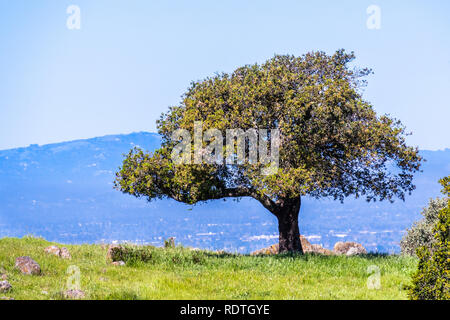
(115, 49, 423, 252)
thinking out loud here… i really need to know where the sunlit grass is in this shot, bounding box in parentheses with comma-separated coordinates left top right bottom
(0, 236, 417, 300)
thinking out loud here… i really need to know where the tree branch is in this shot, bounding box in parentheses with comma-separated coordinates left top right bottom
(210, 186, 279, 215)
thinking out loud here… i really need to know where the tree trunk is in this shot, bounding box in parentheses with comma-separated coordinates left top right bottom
(276, 197, 303, 254)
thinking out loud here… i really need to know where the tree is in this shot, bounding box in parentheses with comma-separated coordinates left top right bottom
(400, 197, 447, 256)
(115, 50, 422, 253)
(408, 176, 450, 300)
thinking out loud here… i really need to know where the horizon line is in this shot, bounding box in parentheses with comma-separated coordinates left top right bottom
(0, 131, 448, 153)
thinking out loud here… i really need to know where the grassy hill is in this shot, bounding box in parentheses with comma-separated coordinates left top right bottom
(0, 236, 417, 300)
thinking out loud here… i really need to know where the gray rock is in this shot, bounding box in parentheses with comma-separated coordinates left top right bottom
(333, 242, 367, 255)
(63, 289, 85, 299)
(44, 246, 71, 259)
(60, 247, 72, 259)
(15, 256, 41, 275)
(0, 280, 12, 293)
(44, 245, 61, 256)
(250, 235, 334, 255)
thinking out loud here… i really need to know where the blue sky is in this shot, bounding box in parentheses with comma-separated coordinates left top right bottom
(0, 0, 449, 150)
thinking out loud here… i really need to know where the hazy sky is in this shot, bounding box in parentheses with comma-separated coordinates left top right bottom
(0, 0, 449, 150)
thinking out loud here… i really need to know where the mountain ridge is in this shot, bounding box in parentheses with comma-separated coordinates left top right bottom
(1, 131, 449, 153)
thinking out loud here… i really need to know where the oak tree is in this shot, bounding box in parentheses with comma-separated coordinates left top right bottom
(115, 50, 422, 253)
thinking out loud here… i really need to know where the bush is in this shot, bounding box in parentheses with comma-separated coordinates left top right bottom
(108, 245, 153, 263)
(400, 198, 447, 256)
(408, 176, 450, 300)
(164, 237, 175, 248)
(109, 244, 208, 267)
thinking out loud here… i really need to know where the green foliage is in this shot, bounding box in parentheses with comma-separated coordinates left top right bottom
(108, 245, 153, 264)
(115, 49, 422, 209)
(0, 237, 417, 300)
(400, 198, 446, 256)
(112, 244, 208, 268)
(408, 176, 450, 300)
(164, 237, 175, 248)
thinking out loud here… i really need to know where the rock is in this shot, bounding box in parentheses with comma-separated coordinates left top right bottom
(44, 245, 61, 256)
(333, 242, 367, 256)
(250, 235, 333, 255)
(106, 244, 123, 262)
(44, 246, 71, 259)
(60, 247, 72, 259)
(15, 256, 41, 275)
(63, 289, 85, 299)
(0, 280, 12, 293)
(251, 244, 279, 255)
(310, 244, 334, 255)
(111, 261, 125, 266)
(1, 296, 14, 300)
(300, 235, 314, 252)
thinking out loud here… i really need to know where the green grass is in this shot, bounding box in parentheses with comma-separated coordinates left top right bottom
(0, 236, 417, 300)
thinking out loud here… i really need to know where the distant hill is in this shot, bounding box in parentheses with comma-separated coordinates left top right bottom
(0, 132, 449, 253)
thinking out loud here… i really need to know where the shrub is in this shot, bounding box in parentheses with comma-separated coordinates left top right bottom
(400, 198, 447, 256)
(109, 244, 208, 267)
(408, 176, 450, 300)
(108, 245, 153, 263)
(164, 237, 175, 248)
